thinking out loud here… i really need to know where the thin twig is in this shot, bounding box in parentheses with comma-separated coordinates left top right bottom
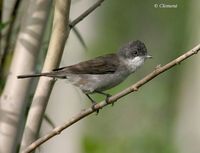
(68, 0, 105, 50)
(44, 114, 56, 128)
(23, 43, 200, 153)
(72, 26, 87, 50)
(69, 0, 105, 28)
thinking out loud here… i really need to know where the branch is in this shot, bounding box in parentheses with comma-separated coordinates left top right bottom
(0, 0, 52, 152)
(69, 0, 105, 28)
(0, 0, 21, 72)
(67, 0, 105, 51)
(23, 43, 200, 153)
(19, 0, 71, 151)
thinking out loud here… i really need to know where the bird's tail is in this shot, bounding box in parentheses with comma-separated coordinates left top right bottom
(17, 72, 66, 79)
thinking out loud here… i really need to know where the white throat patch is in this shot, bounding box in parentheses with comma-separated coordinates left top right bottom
(126, 56, 145, 73)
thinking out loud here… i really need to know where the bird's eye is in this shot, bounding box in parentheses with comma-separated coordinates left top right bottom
(131, 51, 137, 57)
(134, 51, 138, 55)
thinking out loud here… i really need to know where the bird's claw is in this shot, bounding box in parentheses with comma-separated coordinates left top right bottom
(91, 102, 99, 115)
(105, 94, 112, 104)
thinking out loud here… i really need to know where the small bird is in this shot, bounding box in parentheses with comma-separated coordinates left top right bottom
(17, 40, 152, 107)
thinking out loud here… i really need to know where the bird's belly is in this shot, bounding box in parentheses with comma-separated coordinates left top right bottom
(94, 74, 126, 91)
(69, 72, 129, 94)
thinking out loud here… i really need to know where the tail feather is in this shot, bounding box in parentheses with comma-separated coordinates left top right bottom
(17, 72, 66, 79)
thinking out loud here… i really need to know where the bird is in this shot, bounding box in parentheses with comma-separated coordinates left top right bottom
(17, 40, 152, 108)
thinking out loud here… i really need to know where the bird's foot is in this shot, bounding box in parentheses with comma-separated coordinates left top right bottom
(105, 94, 112, 104)
(95, 91, 112, 105)
(85, 94, 99, 114)
(91, 102, 99, 115)
(85, 94, 99, 115)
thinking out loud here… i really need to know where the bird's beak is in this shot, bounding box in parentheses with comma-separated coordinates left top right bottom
(146, 54, 152, 59)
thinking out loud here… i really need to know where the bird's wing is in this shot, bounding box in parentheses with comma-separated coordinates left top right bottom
(53, 54, 119, 74)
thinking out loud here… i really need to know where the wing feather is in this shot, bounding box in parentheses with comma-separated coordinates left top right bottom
(53, 54, 119, 74)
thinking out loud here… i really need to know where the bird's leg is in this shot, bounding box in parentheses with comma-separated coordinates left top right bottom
(85, 94, 99, 114)
(95, 91, 112, 105)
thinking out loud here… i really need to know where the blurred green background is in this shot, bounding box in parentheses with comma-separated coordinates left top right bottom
(1, 0, 199, 153)
(81, 0, 199, 153)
